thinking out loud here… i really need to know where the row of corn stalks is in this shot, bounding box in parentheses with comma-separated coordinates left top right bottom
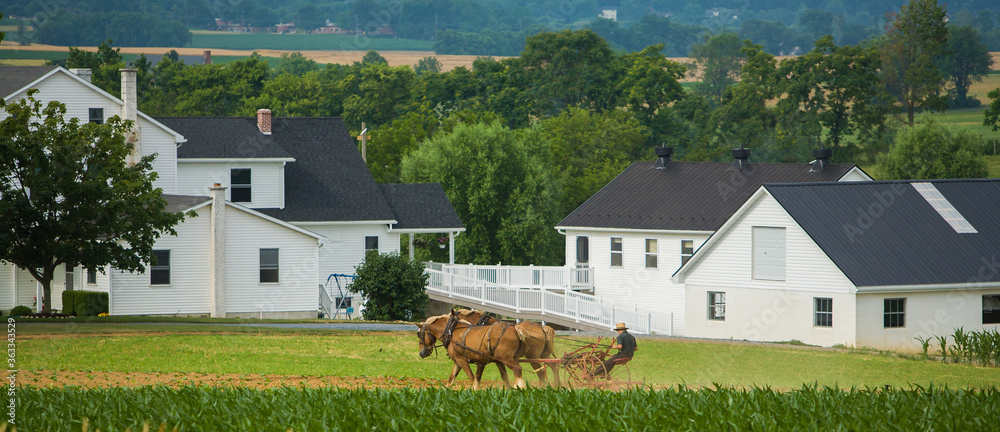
(13, 385, 1000, 431)
(915, 327, 1000, 366)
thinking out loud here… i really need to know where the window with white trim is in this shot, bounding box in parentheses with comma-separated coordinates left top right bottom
(752, 227, 786, 281)
(815, 298, 832, 327)
(260, 248, 279, 283)
(230, 168, 252, 202)
(150, 250, 170, 285)
(983, 295, 1000, 324)
(87, 268, 97, 285)
(365, 236, 379, 252)
(335, 297, 353, 309)
(884, 298, 906, 328)
(576, 236, 589, 264)
(89, 108, 103, 124)
(645, 239, 657, 268)
(610, 237, 623, 267)
(708, 291, 726, 321)
(681, 240, 694, 266)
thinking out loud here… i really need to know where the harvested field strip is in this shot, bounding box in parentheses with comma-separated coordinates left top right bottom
(17, 386, 1000, 431)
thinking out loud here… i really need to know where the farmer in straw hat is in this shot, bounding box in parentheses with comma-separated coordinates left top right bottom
(597, 322, 637, 376)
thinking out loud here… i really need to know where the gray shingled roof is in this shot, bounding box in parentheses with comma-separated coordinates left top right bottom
(558, 161, 858, 231)
(767, 179, 1000, 287)
(157, 117, 294, 159)
(163, 195, 211, 213)
(0, 65, 58, 99)
(379, 184, 464, 230)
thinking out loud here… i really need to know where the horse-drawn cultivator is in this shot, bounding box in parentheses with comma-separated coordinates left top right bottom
(416, 309, 639, 389)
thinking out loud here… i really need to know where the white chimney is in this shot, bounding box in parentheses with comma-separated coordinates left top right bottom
(120, 68, 142, 166)
(257, 109, 272, 135)
(69, 68, 92, 82)
(209, 183, 227, 318)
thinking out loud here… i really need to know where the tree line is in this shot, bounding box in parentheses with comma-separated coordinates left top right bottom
(52, 0, 998, 267)
(4, 1, 1000, 55)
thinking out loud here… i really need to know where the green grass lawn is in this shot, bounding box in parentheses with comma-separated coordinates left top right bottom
(19, 324, 1000, 389)
(187, 32, 434, 52)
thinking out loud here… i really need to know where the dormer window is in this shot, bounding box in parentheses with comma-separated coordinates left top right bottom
(89, 108, 103, 124)
(230, 168, 252, 202)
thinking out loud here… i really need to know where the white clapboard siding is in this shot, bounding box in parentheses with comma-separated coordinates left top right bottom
(0, 263, 14, 310)
(177, 161, 285, 208)
(564, 229, 710, 336)
(303, 224, 400, 284)
(681, 193, 859, 346)
(3, 71, 179, 194)
(683, 195, 855, 293)
(223, 207, 319, 314)
(16, 268, 37, 310)
(111, 210, 213, 315)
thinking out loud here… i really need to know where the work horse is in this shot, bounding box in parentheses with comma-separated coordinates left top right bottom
(453, 309, 560, 387)
(416, 310, 528, 389)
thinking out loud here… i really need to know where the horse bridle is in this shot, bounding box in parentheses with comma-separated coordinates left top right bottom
(419, 322, 445, 356)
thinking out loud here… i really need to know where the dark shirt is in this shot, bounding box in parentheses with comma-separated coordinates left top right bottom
(616, 331, 637, 358)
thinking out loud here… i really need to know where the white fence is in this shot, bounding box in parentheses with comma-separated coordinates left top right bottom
(426, 262, 594, 291)
(425, 268, 673, 335)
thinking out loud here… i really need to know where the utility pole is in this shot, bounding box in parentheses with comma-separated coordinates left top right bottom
(357, 122, 369, 163)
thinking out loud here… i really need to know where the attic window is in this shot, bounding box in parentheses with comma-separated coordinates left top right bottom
(911, 183, 977, 234)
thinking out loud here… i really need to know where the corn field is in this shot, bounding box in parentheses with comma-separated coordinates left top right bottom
(919, 327, 1000, 366)
(14, 385, 1000, 431)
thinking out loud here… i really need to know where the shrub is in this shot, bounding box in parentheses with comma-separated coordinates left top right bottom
(9, 305, 32, 316)
(348, 251, 429, 321)
(62, 291, 109, 316)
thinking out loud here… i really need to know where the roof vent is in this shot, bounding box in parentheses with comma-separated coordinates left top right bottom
(729, 148, 751, 171)
(653, 146, 673, 170)
(810, 148, 832, 173)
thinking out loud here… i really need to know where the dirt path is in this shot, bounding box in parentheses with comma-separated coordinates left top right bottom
(18, 370, 647, 390)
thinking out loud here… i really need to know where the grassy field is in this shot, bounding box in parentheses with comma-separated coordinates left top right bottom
(18, 323, 1000, 389)
(187, 31, 434, 52)
(0, 49, 274, 65)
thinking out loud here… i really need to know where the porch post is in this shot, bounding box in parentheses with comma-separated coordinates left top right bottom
(449, 232, 455, 264)
(408, 233, 414, 261)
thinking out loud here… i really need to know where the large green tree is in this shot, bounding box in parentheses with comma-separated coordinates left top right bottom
(0, 93, 186, 313)
(521, 29, 620, 114)
(401, 122, 563, 266)
(878, 0, 950, 125)
(986, 88, 1000, 132)
(941, 25, 994, 107)
(877, 120, 988, 180)
(689, 33, 745, 106)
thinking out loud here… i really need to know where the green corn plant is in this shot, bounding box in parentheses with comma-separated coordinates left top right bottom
(952, 327, 970, 364)
(935, 335, 948, 362)
(913, 336, 931, 360)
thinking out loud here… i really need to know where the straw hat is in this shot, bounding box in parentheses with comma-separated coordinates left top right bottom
(613, 323, 628, 331)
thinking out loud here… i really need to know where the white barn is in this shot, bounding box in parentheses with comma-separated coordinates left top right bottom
(673, 180, 1000, 351)
(555, 147, 871, 335)
(0, 65, 464, 317)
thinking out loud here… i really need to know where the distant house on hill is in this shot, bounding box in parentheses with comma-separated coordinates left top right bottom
(556, 146, 871, 336)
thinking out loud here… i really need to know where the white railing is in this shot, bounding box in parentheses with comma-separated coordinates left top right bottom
(318, 284, 334, 318)
(425, 268, 672, 335)
(428, 262, 594, 292)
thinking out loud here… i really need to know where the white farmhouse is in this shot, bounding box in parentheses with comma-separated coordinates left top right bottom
(0, 65, 464, 317)
(555, 147, 871, 335)
(673, 180, 1000, 351)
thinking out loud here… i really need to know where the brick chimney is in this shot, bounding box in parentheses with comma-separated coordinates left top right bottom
(120, 69, 141, 166)
(204, 50, 212, 65)
(69, 68, 92, 83)
(257, 109, 272, 135)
